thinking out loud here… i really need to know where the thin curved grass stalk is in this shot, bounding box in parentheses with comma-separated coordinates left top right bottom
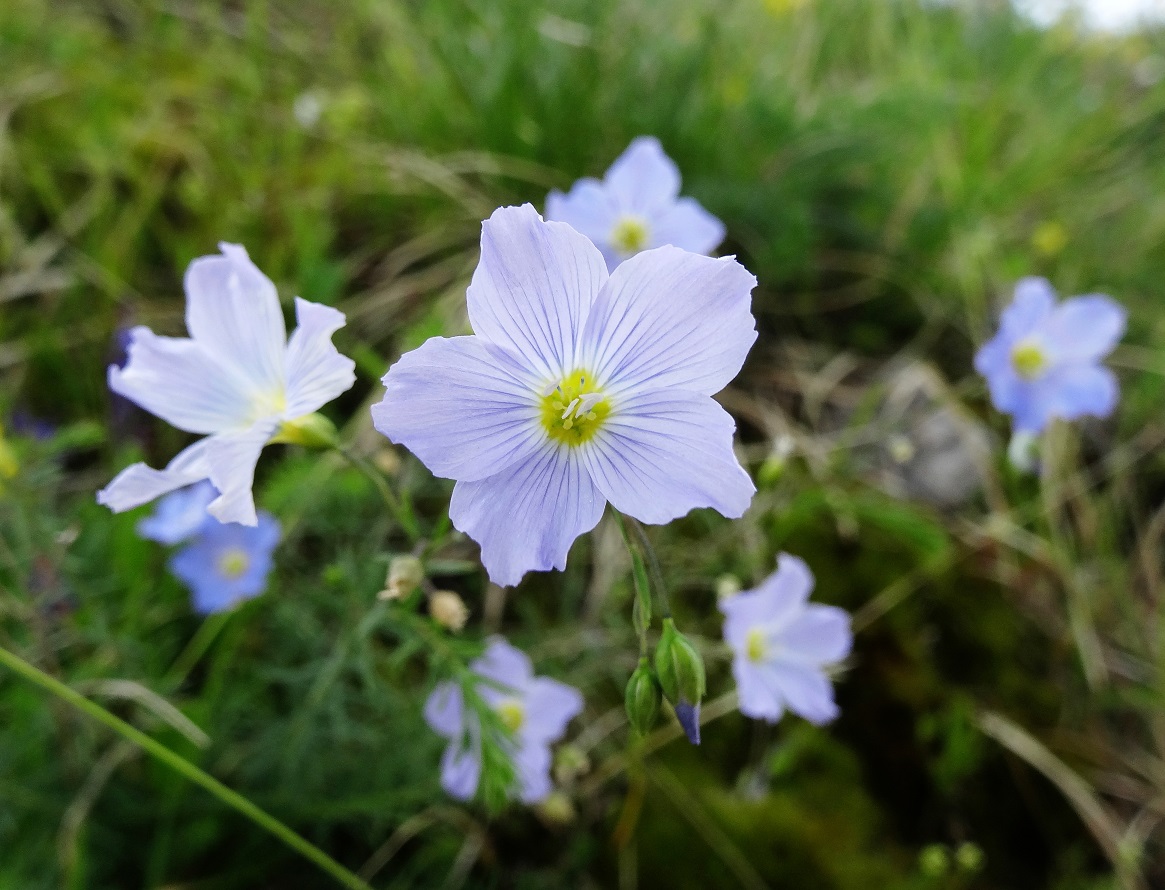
(0, 644, 374, 890)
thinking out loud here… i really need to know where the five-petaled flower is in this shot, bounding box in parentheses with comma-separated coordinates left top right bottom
(720, 554, 852, 725)
(424, 637, 583, 804)
(373, 204, 757, 586)
(546, 136, 725, 271)
(974, 277, 1126, 434)
(169, 510, 281, 614)
(97, 244, 356, 526)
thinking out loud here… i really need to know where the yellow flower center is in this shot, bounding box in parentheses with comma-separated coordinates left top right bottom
(496, 699, 526, 733)
(218, 548, 250, 580)
(610, 215, 650, 256)
(746, 628, 769, 663)
(540, 370, 611, 447)
(1011, 340, 1048, 380)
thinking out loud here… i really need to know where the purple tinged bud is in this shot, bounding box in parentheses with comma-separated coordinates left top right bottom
(674, 700, 701, 745)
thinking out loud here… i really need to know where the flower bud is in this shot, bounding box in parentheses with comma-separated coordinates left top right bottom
(271, 412, 340, 449)
(429, 590, 469, 632)
(535, 791, 576, 827)
(653, 619, 705, 745)
(379, 554, 424, 600)
(553, 744, 591, 784)
(954, 842, 984, 874)
(918, 844, 949, 878)
(624, 658, 662, 736)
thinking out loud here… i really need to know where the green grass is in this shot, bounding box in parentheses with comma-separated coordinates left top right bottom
(3, 0, 1165, 886)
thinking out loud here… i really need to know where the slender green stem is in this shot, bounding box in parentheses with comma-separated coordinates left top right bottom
(0, 645, 373, 890)
(623, 514, 673, 619)
(163, 611, 232, 691)
(337, 446, 420, 541)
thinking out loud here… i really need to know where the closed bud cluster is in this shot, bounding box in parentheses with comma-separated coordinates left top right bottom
(429, 590, 469, 632)
(379, 555, 424, 600)
(624, 658, 662, 736)
(654, 619, 706, 745)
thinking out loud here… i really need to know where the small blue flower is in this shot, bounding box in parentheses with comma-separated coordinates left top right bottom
(137, 481, 218, 545)
(424, 637, 583, 804)
(168, 512, 280, 614)
(546, 136, 725, 271)
(720, 554, 852, 725)
(974, 277, 1126, 434)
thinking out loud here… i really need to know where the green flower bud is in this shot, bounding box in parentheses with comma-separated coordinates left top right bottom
(624, 658, 662, 736)
(954, 842, 984, 874)
(653, 619, 706, 744)
(918, 844, 949, 878)
(271, 412, 340, 449)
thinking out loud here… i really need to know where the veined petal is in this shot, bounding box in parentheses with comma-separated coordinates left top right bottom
(733, 658, 784, 723)
(1045, 295, 1126, 362)
(204, 418, 279, 526)
(472, 637, 534, 694)
(514, 741, 553, 804)
(284, 298, 356, 418)
(777, 605, 853, 665)
(184, 243, 287, 397)
(650, 196, 725, 255)
(579, 247, 757, 396)
(1000, 277, 1056, 339)
(424, 682, 465, 739)
(467, 204, 608, 382)
(109, 328, 255, 434)
(580, 390, 754, 525)
(1045, 364, 1120, 422)
(449, 443, 605, 587)
(97, 439, 211, 513)
(440, 730, 482, 801)
(771, 662, 839, 725)
(522, 677, 584, 745)
(373, 336, 544, 482)
(605, 136, 681, 214)
(546, 179, 619, 247)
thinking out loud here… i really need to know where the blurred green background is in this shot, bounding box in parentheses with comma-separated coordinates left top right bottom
(3, 0, 1165, 887)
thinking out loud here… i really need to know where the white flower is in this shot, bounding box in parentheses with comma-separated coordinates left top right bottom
(98, 244, 355, 525)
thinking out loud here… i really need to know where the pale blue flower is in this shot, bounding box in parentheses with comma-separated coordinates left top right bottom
(974, 277, 1126, 434)
(169, 512, 281, 614)
(137, 481, 218, 545)
(720, 554, 852, 725)
(546, 136, 725, 271)
(374, 204, 757, 586)
(98, 244, 356, 526)
(424, 637, 583, 804)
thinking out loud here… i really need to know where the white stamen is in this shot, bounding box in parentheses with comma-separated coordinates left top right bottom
(576, 392, 604, 416)
(541, 380, 561, 397)
(561, 398, 580, 420)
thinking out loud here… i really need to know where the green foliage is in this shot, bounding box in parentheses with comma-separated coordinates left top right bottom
(3, 0, 1165, 887)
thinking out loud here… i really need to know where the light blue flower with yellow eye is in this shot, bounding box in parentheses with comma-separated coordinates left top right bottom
(373, 204, 757, 587)
(137, 480, 218, 545)
(546, 136, 725, 271)
(97, 244, 355, 527)
(168, 512, 280, 614)
(424, 637, 583, 804)
(974, 277, 1126, 434)
(720, 554, 852, 725)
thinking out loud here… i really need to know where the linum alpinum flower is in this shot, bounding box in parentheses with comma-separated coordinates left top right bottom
(720, 554, 852, 724)
(374, 204, 757, 586)
(424, 637, 583, 803)
(546, 136, 725, 271)
(97, 244, 356, 525)
(169, 511, 281, 614)
(974, 277, 1126, 435)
